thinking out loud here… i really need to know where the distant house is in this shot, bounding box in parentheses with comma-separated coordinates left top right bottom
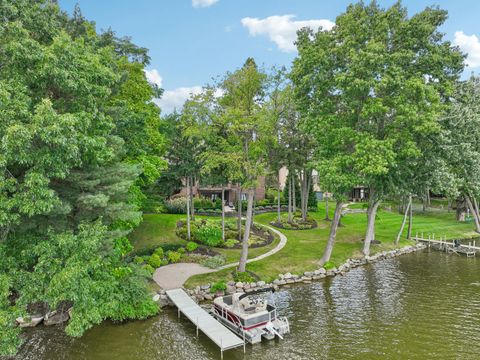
(178, 177, 266, 206)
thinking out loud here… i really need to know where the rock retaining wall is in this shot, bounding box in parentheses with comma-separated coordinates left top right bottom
(154, 243, 426, 307)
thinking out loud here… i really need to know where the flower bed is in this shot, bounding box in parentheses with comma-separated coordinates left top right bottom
(175, 218, 275, 249)
(270, 213, 318, 230)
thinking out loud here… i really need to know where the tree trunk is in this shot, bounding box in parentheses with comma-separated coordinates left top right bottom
(277, 182, 281, 223)
(292, 174, 296, 213)
(238, 189, 254, 272)
(186, 177, 191, 240)
(237, 185, 242, 241)
(395, 195, 411, 246)
(300, 169, 310, 221)
(319, 201, 344, 266)
(190, 176, 195, 221)
(325, 195, 330, 221)
(456, 198, 466, 221)
(465, 196, 480, 233)
(221, 188, 225, 241)
(362, 199, 381, 256)
(288, 176, 292, 222)
(407, 199, 413, 239)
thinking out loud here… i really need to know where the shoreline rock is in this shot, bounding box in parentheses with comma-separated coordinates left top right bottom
(157, 243, 427, 307)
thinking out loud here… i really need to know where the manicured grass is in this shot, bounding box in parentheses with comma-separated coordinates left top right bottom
(129, 214, 280, 264)
(185, 202, 477, 287)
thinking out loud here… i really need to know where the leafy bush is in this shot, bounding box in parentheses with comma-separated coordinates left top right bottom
(186, 241, 198, 252)
(233, 271, 255, 283)
(133, 256, 144, 265)
(143, 264, 155, 275)
(198, 208, 205, 213)
(256, 206, 264, 210)
(224, 239, 237, 248)
(167, 251, 181, 263)
(323, 261, 336, 270)
(196, 226, 223, 247)
(147, 254, 161, 268)
(200, 255, 226, 269)
(153, 247, 164, 258)
(210, 280, 227, 294)
(177, 247, 186, 254)
(161, 259, 169, 266)
(164, 197, 188, 214)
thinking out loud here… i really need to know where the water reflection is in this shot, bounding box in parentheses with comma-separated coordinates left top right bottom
(7, 251, 480, 360)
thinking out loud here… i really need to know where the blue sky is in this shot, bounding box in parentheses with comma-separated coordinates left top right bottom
(60, 0, 480, 113)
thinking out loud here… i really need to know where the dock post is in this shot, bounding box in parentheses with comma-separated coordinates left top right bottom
(221, 338, 223, 360)
(178, 308, 180, 319)
(196, 316, 199, 337)
(243, 330, 246, 353)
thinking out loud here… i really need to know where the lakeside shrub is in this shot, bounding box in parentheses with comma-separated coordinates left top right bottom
(186, 241, 198, 252)
(200, 255, 226, 269)
(323, 261, 336, 270)
(147, 254, 161, 268)
(233, 271, 255, 283)
(210, 280, 227, 294)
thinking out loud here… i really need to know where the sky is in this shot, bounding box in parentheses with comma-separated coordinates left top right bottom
(59, 0, 480, 113)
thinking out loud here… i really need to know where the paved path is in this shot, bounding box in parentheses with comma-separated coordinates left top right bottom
(153, 224, 287, 290)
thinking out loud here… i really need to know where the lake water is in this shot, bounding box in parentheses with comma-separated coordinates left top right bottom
(10, 250, 480, 359)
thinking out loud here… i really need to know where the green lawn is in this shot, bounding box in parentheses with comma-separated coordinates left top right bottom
(184, 202, 477, 287)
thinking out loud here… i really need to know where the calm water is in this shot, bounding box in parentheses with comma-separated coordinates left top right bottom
(10, 251, 480, 360)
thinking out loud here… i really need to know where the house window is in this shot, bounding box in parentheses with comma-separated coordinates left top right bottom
(241, 193, 247, 201)
(211, 193, 218, 201)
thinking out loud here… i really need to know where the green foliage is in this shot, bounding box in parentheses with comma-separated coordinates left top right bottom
(164, 197, 188, 214)
(196, 226, 223, 247)
(177, 247, 186, 254)
(200, 255, 226, 269)
(153, 247, 164, 258)
(323, 261, 336, 270)
(186, 241, 199, 252)
(224, 239, 238, 248)
(143, 264, 155, 275)
(147, 254, 162, 268)
(167, 251, 181, 263)
(133, 256, 144, 265)
(210, 280, 227, 294)
(233, 271, 255, 283)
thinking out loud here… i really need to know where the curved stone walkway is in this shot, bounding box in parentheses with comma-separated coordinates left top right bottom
(153, 224, 288, 290)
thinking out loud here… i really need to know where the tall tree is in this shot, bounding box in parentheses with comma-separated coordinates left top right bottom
(292, 1, 464, 258)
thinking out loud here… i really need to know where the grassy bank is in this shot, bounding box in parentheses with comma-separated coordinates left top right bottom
(184, 202, 477, 287)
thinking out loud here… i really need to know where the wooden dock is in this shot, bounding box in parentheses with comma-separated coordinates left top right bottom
(166, 288, 245, 359)
(414, 233, 479, 257)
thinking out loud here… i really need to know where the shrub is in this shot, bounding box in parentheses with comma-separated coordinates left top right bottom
(147, 254, 161, 268)
(224, 239, 237, 248)
(153, 247, 164, 258)
(233, 271, 255, 283)
(167, 251, 181, 263)
(323, 261, 336, 270)
(210, 280, 227, 294)
(196, 226, 223, 247)
(186, 241, 198, 252)
(143, 264, 155, 275)
(133, 256, 144, 265)
(177, 247, 186, 254)
(256, 206, 264, 210)
(160, 259, 169, 266)
(200, 255, 226, 269)
(164, 197, 188, 214)
(198, 208, 205, 213)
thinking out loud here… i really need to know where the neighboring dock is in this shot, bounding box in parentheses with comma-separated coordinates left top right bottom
(166, 288, 245, 359)
(414, 233, 479, 257)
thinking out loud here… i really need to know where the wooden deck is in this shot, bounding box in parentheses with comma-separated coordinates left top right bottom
(166, 288, 245, 359)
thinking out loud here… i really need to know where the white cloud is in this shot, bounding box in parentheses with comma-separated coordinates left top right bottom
(144, 69, 162, 87)
(454, 31, 480, 68)
(192, 0, 219, 8)
(155, 86, 203, 114)
(241, 15, 334, 52)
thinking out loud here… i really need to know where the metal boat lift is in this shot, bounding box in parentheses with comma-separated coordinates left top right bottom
(166, 288, 245, 359)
